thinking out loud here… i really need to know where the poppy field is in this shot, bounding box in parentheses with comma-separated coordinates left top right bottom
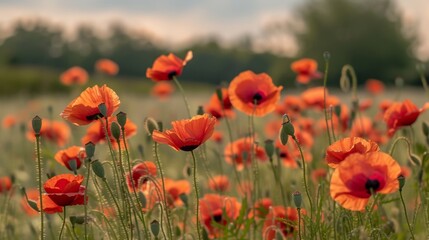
(1, 52, 429, 240)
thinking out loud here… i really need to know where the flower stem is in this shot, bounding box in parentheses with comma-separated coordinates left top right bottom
(322, 55, 332, 145)
(298, 208, 302, 240)
(84, 161, 91, 240)
(173, 76, 192, 118)
(190, 150, 202, 240)
(35, 134, 44, 240)
(400, 189, 415, 240)
(293, 136, 313, 218)
(59, 207, 66, 240)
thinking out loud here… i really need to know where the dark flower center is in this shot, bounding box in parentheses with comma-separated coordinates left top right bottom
(180, 145, 199, 151)
(253, 92, 264, 105)
(213, 214, 223, 223)
(86, 112, 104, 121)
(365, 179, 380, 194)
(168, 71, 177, 79)
(279, 152, 288, 158)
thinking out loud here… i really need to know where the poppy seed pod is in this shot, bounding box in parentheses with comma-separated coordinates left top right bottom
(32, 116, 42, 135)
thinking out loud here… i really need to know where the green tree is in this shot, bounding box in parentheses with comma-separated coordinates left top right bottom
(293, 0, 417, 84)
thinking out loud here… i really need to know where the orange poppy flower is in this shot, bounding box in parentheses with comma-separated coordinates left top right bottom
(275, 95, 304, 117)
(22, 189, 63, 215)
(359, 99, 373, 111)
(252, 198, 272, 219)
(228, 70, 283, 116)
(224, 137, 267, 171)
(326, 137, 379, 168)
(146, 51, 193, 81)
(204, 88, 234, 119)
(152, 114, 216, 151)
(151, 82, 175, 99)
(44, 174, 86, 206)
(350, 117, 388, 145)
(262, 206, 305, 239)
(401, 166, 411, 178)
(291, 58, 322, 84)
(207, 175, 230, 192)
(126, 161, 157, 191)
(237, 180, 253, 199)
(199, 194, 241, 238)
(330, 152, 401, 211)
(210, 131, 223, 143)
(163, 178, 191, 207)
(60, 66, 88, 86)
(2, 114, 18, 129)
(0, 176, 12, 193)
(365, 79, 385, 95)
(95, 59, 119, 76)
(383, 99, 423, 136)
(26, 119, 71, 147)
(311, 168, 328, 183)
(54, 146, 86, 171)
(81, 116, 137, 148)
(276, 141, 312, 169)
(61, 84, 120, 126)
(301, 87, 340, 110)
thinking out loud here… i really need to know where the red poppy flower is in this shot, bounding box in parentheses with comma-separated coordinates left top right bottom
(365, 79, 385, 95)
(61, 84, 120, 126)
(126, 161, 157, 191)
(152, 114, 216, 151)
(60, 66, 88, 86)
(224, 137, 267, 171)
(204, 88, 234, 120)
(2, 114, 18, 129)
(22, 189, 63, 215)
(163, 178, 191, 207)
(359, 99, 373, 111)
(26, 119, 71, 147)
(383, 99, 423, 136)
(151, 82, 175, 99)
(311, 168, 328, 183)
(326, 137, 379, 168)
(54, 146, 86, 171)
(251, 198, 272, 219)
(210, 131, 223, 143)
(291, 58, 322, 84)
(43, 174, 86, 206)
(228, 70, 283, 116)
(262, 206, 305, 239)
(207, 175, 230, 192)
(330, 152, 401, 211)
(199, 194, 241, 238)
(146, 51, 193, 81)
(301, 87, 340, 110)
(275, 95, 304, 117)
(350, 117, 387, 145)
(81, 116, 137, 148)
(95, 59, 119, 76)
(0, 176, 12, 193)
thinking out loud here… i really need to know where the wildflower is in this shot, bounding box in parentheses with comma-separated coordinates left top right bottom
(54, 146, 86, 172)
(146, 51, 193, 81)
(207, 175, 230, 192)
(60, 66, 88, 86)
(252, 198, 272, 219)
(2, 114, 18, 129)
(163, 178, 191, 207)
(365, 79, 385, 95)
(151, 82, 175, 99)
(210, 131, 223, 143)
(262, 206, 305, 239)
(330, 152, 401, 211)
(326, 137, 379, 168)
(224, 137, 267, 170)
(0, 176, 12, 193)
(291, 58, 322, 84)
(228, 70, 282, 116)
(152, 114, 216, 151)
(26, 119, 71, 147)
(384, 99, 423, 136)
(301, 87, 340, 110)
(311, 168, 328, 183)
(43, 174, 86, 206)
(126, 161, 157, 191)
(61, 84, 120, 126)
(275, 96, 304, 117)
(204, 88, 234, 119)
(350, 117, 387, 145)
(95, 59, 119, 76)
(22, 189, 63, 215)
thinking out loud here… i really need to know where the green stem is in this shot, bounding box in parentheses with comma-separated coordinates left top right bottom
(59, 207, 66, 240)
(173, 76, 192, 118)
(298, 208, 302, 240)
(269, 160, 287, 207)
(84, 160, 91, 240)
(191, 151, 202, 240)
(388, 136, 412, 157)
(293, 136, 313, 218)
(323, 56, 332, 145)
(35, 134, 44, 240)
(400, 190, 415, 240)
(418, 64, 429, 99)
(103, 179, 129, 239)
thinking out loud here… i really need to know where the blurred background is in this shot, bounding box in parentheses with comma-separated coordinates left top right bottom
(0, 0, 428, 96)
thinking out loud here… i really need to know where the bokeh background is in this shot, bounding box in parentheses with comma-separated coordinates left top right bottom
(0, 0, 428, 96)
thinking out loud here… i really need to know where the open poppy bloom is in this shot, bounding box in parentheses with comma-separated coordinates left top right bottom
(207, 175, 230, 192)
(54, 146, 86, 171)
(151, 82, 175, 99)
(330, 152, 401, 211)
(126, 161, 157, 191)
(26, 119, 71, 147)
(0, 176, 12, 193)
(163, 178, 191, 207)
(61, 84, 120, 126)
(146, 51, 193, 81)
(22, 189, 63, 215)
(383, 99, 423, 136)
(326, 137, 379, 168)
(291, 58, 322, 84)
(224, 137, 267, 171)
(262, 206, 305, 239)
(204, 88, 234, 120)
(81, 116, 137, 148)
(60, 66, 88, 86)
(43, 174, 86, 206)
(275, 95, 304, 117)
(152, 114, 216, 151)
(2, 114, 18, 129)
(365, 79, 385, 95)
(301, 87, 340, 110)
(228, 70, 283, 116)
(199, 194, 241, 238)
(350, 117, 387, 145)
(95, 59, 119, 76)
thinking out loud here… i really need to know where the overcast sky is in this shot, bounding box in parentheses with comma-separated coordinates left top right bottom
(0, 0, 427, 59)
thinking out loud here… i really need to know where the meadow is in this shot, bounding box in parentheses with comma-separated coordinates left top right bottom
(0, 54, 428, 240)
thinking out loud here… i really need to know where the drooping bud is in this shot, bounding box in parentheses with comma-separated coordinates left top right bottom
(280, 114, 294, 145)
(144, 117, 159, 136)
(85, 142, 95, 159)
(69, 216, 86, 225)
(91, 160, 105, 179)
(116, 112, 127, 128)
(32, 116, 42, 136)
(409, 153, 422, 167)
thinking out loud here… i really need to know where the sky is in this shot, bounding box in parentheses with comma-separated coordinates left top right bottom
(0, 0, 428, 59)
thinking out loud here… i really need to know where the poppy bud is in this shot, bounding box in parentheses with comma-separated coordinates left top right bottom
(398, 175, 405, 191)
(91, 160, 105, 179)
(69, 159, 78, 175)
(110, 122, 121, 141)
(197, 106, 205, 115)
(69, 216, 86, 225)
(293, 191, 302, 209)
(216, 87, 223, 102)
(264, 140, 275, 161)
(151, 220, 160, 237)
(157, 121, 163, 132)
(280, 115, 294, 145)
(340, 75, 350, 92)
(323, 51, 330, 60)
(98, 103, 107, 118)
(179, 193, 188, 207)
(138, 191, 147, 208)
(85, 142, 95, 159)
(116, 112, 127, 128)
(32, 116, 42, 136)
(275, 231, 283, 240)
(409, 154, 422, 167)
(144, 117, 159, 136)
(423, 122, 429, 137)
(334, 104, 342, 117)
